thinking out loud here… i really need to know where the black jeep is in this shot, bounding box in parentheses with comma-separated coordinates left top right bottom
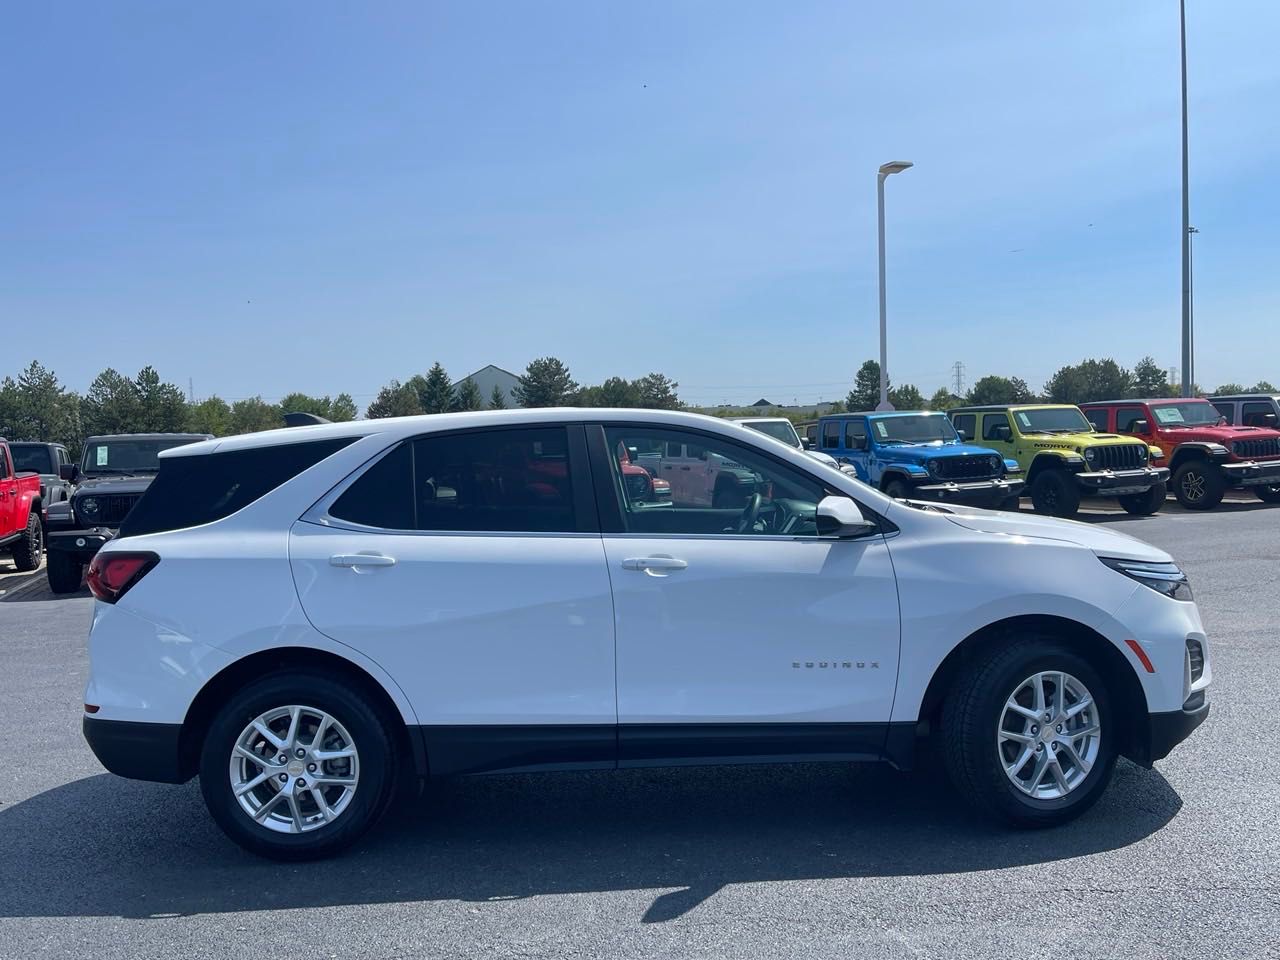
(45, 432, 210, 593)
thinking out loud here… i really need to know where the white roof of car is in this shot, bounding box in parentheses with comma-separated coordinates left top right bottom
(159, 408, 760, 458)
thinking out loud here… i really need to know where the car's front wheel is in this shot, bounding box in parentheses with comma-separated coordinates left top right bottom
(199, 671, 397, 860)
(1030, 470, 1081, 518)
(942, 637, 1116, 827)
(1255, 485, 1280, 504)
(1172, 460, 1225, 509)
(1118, 480, 1167, 515)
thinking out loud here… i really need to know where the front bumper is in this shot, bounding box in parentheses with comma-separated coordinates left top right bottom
(47, 527, 116, 561)
(82, 715, 188, 783)
(1220, 459, 1280, 487)
(913, 477, 1025, 504)
(1133, 697, 1210, 767)
(1075, 466, 1170, 496)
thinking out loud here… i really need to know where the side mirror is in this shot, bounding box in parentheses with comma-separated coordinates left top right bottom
(852, 436, 868, 451)
(59, 464, 79, 482)
(956, 428, 969, 441)
(993, 424, 1012, 441)
(801, 437, 816, 450)
(1266, 413, 1278, 427)
(815, 496, 876, 538)
(626, 446, 639, 460)
(1131, 420, 1149, 434)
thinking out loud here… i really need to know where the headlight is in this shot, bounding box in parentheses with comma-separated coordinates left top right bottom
(1004, 458, 1022, 473)
(1084, 448, 1097, 462)
(926, 460, 940, 476)
(989, 455, 1002, 472)
(1206, 443, 1229, 456)
(1148, 446, 1162, 460)
(1100, 557, 1193, 601)
(78, 497, 100, 520)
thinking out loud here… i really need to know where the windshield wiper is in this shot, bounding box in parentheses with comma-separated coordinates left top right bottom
(877, 438, 911, 445)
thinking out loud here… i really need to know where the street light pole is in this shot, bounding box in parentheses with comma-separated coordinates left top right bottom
(876, 160, 913, 411)
(1188, 225, 1199, 392)
(1180, 0, 1193, 396)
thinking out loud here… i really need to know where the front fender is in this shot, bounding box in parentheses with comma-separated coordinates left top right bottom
(1168, 443, 1228, 471)
(1027, 450, 1082, 481)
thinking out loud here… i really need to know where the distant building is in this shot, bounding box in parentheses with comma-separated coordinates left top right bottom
(453, 364, 520, 408)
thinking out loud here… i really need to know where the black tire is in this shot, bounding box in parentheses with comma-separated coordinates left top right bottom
(46, 551, 83, 593)
(199, 671, 398, 861)
(883, 477, 911, 500)
(1118, 480, 1167, 516)
(1030, 469, 1081, 518)
(1172, 460, 1225, 510)
(941, 636, 1117, 827)
(11, 512, 43, 572)
(1254, 485, 1280, 504)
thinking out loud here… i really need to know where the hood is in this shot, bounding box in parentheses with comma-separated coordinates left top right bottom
(880, 440, 1002, 461)
(1158, 424, 1280, 443)
(933, 503, 1170, 563)
(73, 475, 156, 496)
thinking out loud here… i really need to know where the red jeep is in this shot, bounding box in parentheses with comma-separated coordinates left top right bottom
(1081, 398, 1280, 509)
(0, 439, 45, 571)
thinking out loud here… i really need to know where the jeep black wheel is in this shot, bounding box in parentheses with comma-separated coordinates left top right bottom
(46, 551, 84, 593)
(884, 478, 911, 500)
(942, 636, 1116, 827)
(1118, 480, 1166, 516)
(1255, 485, 1280, 504)
(1172, 460, 1225, 510)
(1030, 470, 1081, 518)
(11, 512, 43, 572)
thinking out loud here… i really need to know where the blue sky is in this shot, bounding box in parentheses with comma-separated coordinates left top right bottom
(3, 2, 1278, 408)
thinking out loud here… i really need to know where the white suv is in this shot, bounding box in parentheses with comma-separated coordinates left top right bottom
(81, 409, 1211, 859)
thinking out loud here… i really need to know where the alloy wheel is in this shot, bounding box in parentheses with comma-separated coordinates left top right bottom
(229, 705, 360, 834)
(997, 671, 1100, 800)
(1180, 470, 1206, 503)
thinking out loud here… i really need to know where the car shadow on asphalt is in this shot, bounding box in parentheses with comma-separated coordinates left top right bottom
(0, 759, 1182, 923)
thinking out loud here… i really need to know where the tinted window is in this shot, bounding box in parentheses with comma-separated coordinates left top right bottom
(119, 438, 357, 537)
(603, 426, 827, 536)
(1242, 402, 1276, 427)
(1212, 401, 1235, 422)
(845, 420, 866, 448)
(330, 442, 414, 530)
(82, 437, 202, 475)
(821, 421, 840, 449)
(952, 414, 976, 439)
(1115, 408, 1146, 433)
(415, 428, 576, 533)
(0, 449, 10, 479)
(983, 414, 1012, 440)
(1084, 409, 1110, 431)
(10, 445, 53, 474)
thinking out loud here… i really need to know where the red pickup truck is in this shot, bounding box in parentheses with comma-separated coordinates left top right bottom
(1081, 398, 1280, 509)
(0, 438, 45, 571)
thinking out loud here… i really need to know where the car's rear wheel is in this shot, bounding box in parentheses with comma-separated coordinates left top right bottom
(11, 512, 43, 572)
(942, 637, 1116, 826)
(46, 551, 83, 593)
(199, 672, 397, 860)
(1030, 470, 1081, 518)
(1172, 460, 1225, 509)
(1255, 485, 1280, 504)
(1118, 480, 1167, 515)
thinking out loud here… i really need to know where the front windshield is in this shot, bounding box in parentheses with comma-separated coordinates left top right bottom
(1014, 407, 1092, 434)
(744, 420, 801, 448)
(1150, 401, 1223, 427)
(82, 438, 199, 474)
(9, 446, 53, 474)
(872, 414, 957, 444)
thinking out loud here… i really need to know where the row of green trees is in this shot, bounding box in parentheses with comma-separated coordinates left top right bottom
(842, 356, 1275, 414)
(364, 358, 682, 418)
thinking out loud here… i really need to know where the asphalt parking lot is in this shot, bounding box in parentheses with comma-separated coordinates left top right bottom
(1, 501, 1277, 960)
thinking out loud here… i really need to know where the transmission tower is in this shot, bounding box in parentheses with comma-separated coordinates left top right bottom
(952, 361, 966, 397)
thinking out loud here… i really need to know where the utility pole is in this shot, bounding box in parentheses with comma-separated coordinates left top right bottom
(1179, 0, 1193, 397)
(189, 378, 195, 403)
(952, 361, 966, 397)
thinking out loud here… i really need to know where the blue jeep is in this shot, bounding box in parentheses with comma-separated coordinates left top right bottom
(815, 410, 1024, 508)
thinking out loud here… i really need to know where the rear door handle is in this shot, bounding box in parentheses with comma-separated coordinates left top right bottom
(330, 553, 397, 568)
(621, 556, 688, 573)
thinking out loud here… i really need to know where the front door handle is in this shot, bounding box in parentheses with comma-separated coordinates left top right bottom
(330, 553, 397, 568)
(621, 556, 688, 574)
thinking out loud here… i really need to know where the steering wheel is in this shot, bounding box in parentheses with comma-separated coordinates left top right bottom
(735, 491, 764, 533)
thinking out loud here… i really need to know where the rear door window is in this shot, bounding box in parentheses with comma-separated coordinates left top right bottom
(119, 438, 357, 537)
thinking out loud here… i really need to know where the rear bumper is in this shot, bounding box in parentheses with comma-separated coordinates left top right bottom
(1220, 459, 1280, 486)
(48, 527, 115, 561)
(1132, 698, 1210, 767)
(1075, 466, 1169, 495)
(912, 477, 1024, 504)
(82, 715, 188, 784)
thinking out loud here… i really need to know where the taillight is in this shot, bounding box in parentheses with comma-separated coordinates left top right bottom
(86, 551, 159, 604)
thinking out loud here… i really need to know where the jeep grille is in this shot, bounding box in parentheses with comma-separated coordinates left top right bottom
(933, 455, 1000, 480)
(1232, 437, 1280, 460)
(81, 493, 143, 527)
(1085, 445, 1143, 471)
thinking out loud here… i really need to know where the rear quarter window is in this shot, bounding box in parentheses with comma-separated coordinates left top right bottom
(118, 438, 357, 537)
